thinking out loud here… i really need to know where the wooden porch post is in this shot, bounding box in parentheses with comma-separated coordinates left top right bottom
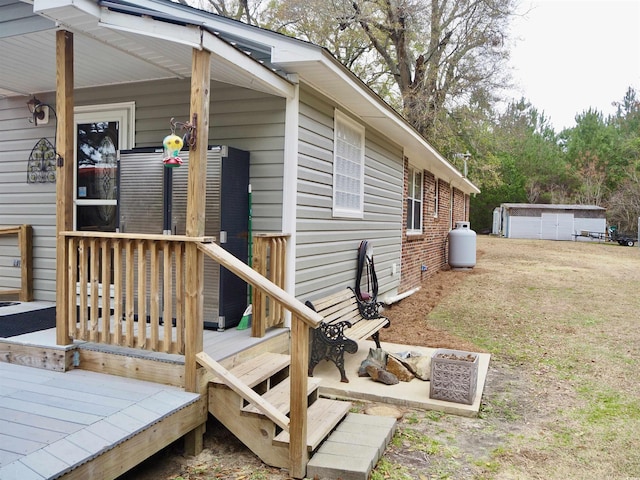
(289, 316, 310, 478)
(55, 30, 74, 346)
(183, 47, 211, 455)
(184, 47, 210, 391)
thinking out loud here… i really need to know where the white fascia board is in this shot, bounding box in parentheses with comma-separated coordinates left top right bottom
(87, 6, 293, 98)
(303, 51, 479, 193)
(201, 31, 294, 99)
(98, 8, 203, 49)
(118, 0, 477, 193)
(271, 42, 325, 65)
(34, 0, 101, 17)
(127, 0, 312, 60)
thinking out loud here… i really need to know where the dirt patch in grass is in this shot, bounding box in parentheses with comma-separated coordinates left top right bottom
(120, 236, 640, 480)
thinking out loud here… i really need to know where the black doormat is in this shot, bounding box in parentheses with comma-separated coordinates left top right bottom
(0, 307, 56, 338)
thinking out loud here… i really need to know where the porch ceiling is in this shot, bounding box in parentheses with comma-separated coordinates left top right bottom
(0, 1, 293, 99)
(1, 0, 479, 195)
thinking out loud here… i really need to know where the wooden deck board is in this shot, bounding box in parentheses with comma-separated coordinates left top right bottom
(0, 363, 200, 478)
(7, 390, 122, 417)
(0, 419, 67, 445)
(20, 448, 70, 479)
(0, 397, 103, 425)
(0, 458, 45, 479)
(0, 433, 46, 455)
(0, 408, 84, 435)
(0, 323, 291, 478)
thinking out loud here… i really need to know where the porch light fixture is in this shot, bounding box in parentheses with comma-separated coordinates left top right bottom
(26, 96, 60, 183)
(27, 96, 53, 126)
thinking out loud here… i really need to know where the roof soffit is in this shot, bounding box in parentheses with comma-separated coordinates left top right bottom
(22, 0, 478, 194)
(129, 2, 478, 193)
(23, 0, 293, 98)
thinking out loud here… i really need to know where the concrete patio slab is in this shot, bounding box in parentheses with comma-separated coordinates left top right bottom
(313, 339, 490, 417)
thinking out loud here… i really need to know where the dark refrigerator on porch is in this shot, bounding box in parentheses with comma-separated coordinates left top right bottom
(119, 145, 250, 330)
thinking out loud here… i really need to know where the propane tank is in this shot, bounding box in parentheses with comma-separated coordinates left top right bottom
(448, 221, 476, 268)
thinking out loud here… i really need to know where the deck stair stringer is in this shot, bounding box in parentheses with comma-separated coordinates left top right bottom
(197, 351, 353, 474)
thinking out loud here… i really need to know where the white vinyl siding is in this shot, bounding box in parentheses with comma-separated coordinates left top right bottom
(296, 88, 403, 300)
(0, 79, 285, 301)
(333, 110, 365, 218)
(0, 94, 58, 300)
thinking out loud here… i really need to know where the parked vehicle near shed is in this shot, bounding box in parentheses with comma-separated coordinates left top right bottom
(608, 226, 637, 247)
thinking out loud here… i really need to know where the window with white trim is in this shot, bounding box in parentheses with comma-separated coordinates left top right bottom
(407, 166, 423, 233)
(74, 102, 135, 232)
(433, 177, 439, 218)
(333, 110, 365, 218)
(449, 186, 454, 228)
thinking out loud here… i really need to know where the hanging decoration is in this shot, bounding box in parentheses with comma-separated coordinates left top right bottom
(27, 137, 57, 183)
(25, 97, 59, 184)
(162, 115, 198, 168)
(162, 132, 184, 168)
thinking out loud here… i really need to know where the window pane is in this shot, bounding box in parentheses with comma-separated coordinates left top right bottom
(408, 168, 415, 196)
(407, 167, 423, 232)
(334, 112, 364, 215)
(77, 122, 119, 201)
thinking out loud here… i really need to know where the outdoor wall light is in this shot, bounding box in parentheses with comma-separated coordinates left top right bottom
(27, 96, 51, 126)
(25, 96, 60, 183)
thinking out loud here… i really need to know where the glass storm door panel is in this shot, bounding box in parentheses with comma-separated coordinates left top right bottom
(76, 121, 119, 231)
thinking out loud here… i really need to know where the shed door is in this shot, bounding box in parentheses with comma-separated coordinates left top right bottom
(541, 213, 573, 240)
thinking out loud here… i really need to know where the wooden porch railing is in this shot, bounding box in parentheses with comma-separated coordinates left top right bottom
(59, 230, 321, 478)
(197, 241, 322, 479)
(60, 231, 212, 354)
(251, 233, 290, 337)
(0, 225, 33, 302)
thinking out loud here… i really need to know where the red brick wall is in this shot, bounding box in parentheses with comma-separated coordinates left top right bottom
(399, 158, 469, 293)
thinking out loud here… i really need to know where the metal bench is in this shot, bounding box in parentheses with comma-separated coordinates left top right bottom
(305, 287, 390, 383)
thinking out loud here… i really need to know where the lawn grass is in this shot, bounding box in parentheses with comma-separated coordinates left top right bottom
(399, 236, 640, 479)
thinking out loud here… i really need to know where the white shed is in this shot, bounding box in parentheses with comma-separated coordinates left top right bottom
(498, 204, 607, 241)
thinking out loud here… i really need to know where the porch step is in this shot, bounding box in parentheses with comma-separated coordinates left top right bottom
(241, 376, 321, 417)
(306, 413, 398, 480)
(273, 398, 352, 452)
(210, 352, 290, 389)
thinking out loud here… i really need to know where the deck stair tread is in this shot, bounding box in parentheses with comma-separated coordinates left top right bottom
(306, 412, 398, 480)
(241, 377, 321, 417)
(273, 398, 352, 451)
(210, 352, 290, 389)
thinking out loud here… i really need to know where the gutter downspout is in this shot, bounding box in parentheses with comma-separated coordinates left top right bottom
(382, 286, 421, 306)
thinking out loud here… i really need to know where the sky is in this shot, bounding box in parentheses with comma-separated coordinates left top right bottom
(507, 0, 640, 131)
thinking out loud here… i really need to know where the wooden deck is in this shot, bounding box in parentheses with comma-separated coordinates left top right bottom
(0, 321, 290, 480)
(0, 362, 201, 479)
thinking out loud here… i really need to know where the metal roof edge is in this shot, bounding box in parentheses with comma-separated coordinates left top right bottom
(501, 203, 606, 210)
